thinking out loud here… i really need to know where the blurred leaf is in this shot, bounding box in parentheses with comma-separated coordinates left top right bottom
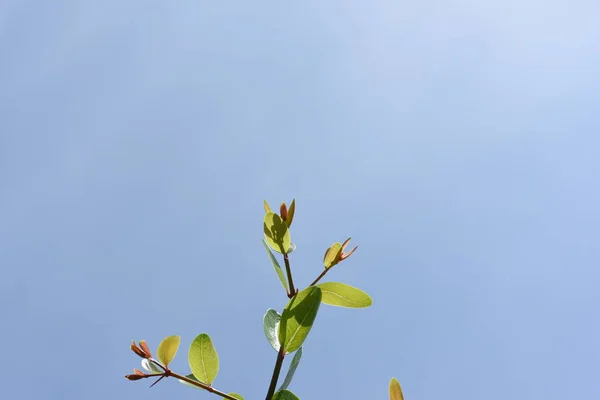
(279, 286, 322, 354)
(272, 389, 300, 400)
(323, 242, 343, 268)
(264, 200, 272, 213)
(262, 239, 288, 291)
(156, 335, 180, 367)
(287, 243, 296, 254)
(263, 309, 281, 351)
(278, 347, 302, 391)
(264, 212, 291, 254)
(389, 377, 404, 400)
(285, 199, 296, 227)
(228, 394, 245, 400)
(188, 333, 219, 385)
(317, 282, 373, 308)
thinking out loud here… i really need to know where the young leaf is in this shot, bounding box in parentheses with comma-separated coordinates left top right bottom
(272, 389, 300, 400)
(264, 212, 291, 254)
(228, 394, 245, 400)
(156, 335, 181, 367)
(278, 286, 322, 354)
(323, 242, 343, 268)
(262, 238, 288, 291)
(389, 377, 404, 400)
(285, 199, 296, 227)
(278, 347, 302, 391)
(264, 200, 272, 213)
(188, 333, 219, 385)
(317, 282, 373, 308)
(263, 309, 281, 351)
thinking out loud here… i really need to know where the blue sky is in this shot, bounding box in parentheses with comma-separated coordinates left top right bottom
(1, 1, 599, 399)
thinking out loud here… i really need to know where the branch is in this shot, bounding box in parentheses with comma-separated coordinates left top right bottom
(168, 371, 239, 400)
(283, 253, 296, 297)
(265, 347, 286, 400)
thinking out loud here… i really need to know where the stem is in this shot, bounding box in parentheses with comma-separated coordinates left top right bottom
(309, 268, 329, 287)
(168, 371, 239, 400)
(265, 347, 286, 400)
(283, 253, 296, 297)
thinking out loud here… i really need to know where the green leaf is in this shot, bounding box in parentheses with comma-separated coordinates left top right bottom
(156, 335, 180, 366)
(262, 238, 288, 291)
(228, 394, 245, 400)
(317, 282, 373, 308)
(264, 200, 272, 213)
(188, 333, 219, 385)
(323, 242, 343, 268)
(389, 377, 404, 400)
(278, 286, 322, 354)
(272, 389, 300, 400)
(263, 309, 281, 351)
(264, 212, 291, 254)
(278, 347, 302, 391)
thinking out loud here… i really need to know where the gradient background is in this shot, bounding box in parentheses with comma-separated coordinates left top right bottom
(1, 1, 599, 399)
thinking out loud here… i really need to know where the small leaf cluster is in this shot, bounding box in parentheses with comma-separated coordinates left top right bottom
(125, 199, 404, 400)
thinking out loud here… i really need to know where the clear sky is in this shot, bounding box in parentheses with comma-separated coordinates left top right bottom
(1, 1, 599, 399)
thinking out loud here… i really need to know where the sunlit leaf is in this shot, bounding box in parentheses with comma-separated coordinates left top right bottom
(279, 286, 322, 354)
(262, 239, 288, 291)
(188, 333, 219, 385)
(264, 212, 291, 254)
(323, 242, 343, 268)
(272, 389, 300, 400)
(263, 309, 281, 351)
(228, 394, 245, 400)
(156, 335, 180, 367)
(389, 377, 404, 400)
(278, 347, 302, 391)
(317, 282, 373, 308)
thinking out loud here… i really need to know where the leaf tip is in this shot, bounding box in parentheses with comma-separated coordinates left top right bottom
(389, 377, 404, 400)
